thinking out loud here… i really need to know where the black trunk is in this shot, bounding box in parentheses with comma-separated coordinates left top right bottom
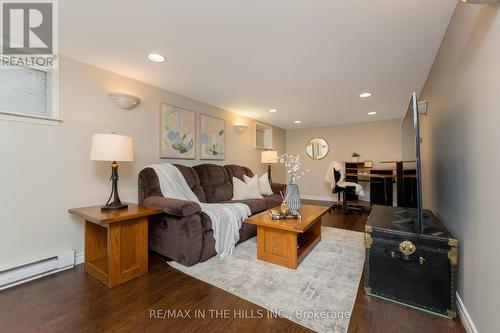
(364, 205, 458, 318)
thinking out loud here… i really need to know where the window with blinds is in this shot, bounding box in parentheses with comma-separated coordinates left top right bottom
(0, 65, 48, 119)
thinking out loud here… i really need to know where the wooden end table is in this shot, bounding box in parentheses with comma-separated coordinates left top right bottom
(69, 204, 162, 288)
(246, 204, 329, 269)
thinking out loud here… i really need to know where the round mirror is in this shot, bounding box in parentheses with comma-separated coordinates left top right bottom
(306, 137, 329, 160)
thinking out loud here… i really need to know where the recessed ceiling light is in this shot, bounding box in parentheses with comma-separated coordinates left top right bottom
(360, 92, 372, 98)
(294, 120, 302, 124)
(147, 53, 165, 63)
(368, 111, 377, 115)
(269, 109, 277, 113)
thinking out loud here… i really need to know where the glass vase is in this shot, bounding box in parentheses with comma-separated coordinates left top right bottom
(285, 183, 301, 211)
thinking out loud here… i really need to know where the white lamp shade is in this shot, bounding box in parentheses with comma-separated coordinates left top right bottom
(90, 133, 134, 162)
(261, 150, 278, 164)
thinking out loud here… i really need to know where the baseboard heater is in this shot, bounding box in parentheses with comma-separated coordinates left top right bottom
(0, 251, 75, 290)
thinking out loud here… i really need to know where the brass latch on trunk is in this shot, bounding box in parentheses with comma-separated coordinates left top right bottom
(399, 240, 416, 256)
(365, 233, 373, 249)
(448, 246, 458, 266)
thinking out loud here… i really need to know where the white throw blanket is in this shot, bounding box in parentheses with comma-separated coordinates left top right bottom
(324, 161, 364, 196)
(149, 163, 251, 258)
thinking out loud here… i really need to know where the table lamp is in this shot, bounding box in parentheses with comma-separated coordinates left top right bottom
(90, 133, 134, 210)
(261, 150, 278, 182)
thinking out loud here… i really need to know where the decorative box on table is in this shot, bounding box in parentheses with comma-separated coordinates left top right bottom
(364, 205, 458, 318)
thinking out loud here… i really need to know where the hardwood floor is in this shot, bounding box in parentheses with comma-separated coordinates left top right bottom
(0, 201, 465, 333)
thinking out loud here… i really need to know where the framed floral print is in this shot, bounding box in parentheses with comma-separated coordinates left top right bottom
(160, 103, 196, 159)
(199, 114, 225, 160)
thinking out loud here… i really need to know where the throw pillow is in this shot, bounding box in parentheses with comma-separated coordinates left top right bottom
(232, 176, 263, 200)
(244, 173, 274, 196)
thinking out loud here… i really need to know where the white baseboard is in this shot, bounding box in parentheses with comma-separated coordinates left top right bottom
(1, 251, 84, 291)
(0, 265, 74, 291)
(457, 293, 478, 333)
(0, 251, 75, 291)
(300, 194, 337, 202)
(75, 252, 85, 265)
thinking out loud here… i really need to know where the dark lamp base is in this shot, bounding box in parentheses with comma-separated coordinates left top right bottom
(101, 161, 127, 212)
(101, 202, 129, 211)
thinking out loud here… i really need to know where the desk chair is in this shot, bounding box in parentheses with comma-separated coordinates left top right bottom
(331, 168, 364, 213)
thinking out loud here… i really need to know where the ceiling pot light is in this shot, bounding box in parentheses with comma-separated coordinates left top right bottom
(109, 93, 141, 110)
(360, 92, 372, 98)
(147, 53, 165, 63)
(294, 120, 302, 124)
(368, 111, 377, 115)
(268, 109, 277, 113)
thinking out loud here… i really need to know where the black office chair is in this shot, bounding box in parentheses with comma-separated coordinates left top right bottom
(331, 168, 364, 213)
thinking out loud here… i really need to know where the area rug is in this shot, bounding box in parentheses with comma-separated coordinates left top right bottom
(168, 226, 365, 333)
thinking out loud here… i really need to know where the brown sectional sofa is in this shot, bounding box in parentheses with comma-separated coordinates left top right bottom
(138, 163, 286, 266)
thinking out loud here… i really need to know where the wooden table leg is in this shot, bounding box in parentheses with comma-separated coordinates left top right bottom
(108, 217, 148, 288)
(84, 217, 148, 288)
(84, 221, 109, 286)
(257, 226, 298, 269)
(255, 218, 322, 270)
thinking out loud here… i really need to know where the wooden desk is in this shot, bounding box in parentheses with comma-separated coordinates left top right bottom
(344, 162, 366, 201)
(346, 173, 395, 179)
(347, 172, 395, 205)
(345, 167, 393, 172)
(379, 160, 417, 207)
(380, 160, 416, 164)
(246, 205, 329, 269)
(69, 204, 162, 288)
(342, 162, 418, 206)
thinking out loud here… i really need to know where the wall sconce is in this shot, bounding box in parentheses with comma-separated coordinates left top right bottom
(234, 124, 248, 133)
(109, 93, 141, 110)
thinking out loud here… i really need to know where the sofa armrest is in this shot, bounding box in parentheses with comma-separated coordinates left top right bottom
(143, 196, 201, 217)
(271, 182, 287, 196)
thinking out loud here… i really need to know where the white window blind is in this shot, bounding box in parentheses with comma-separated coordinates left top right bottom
(0, 65, 48, 118)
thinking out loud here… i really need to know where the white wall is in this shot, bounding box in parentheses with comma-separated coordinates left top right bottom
(0, 57, 286, 270)
(419, 4, 500, 332)
(286, 119, 402, 201)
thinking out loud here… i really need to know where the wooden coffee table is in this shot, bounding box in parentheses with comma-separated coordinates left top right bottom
(246, 204, 329, 269)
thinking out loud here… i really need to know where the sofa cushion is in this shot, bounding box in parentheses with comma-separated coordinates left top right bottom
(143, 196, 201, 217)
(270, 182, 286, 196)
(200, 212, 213, 233)
(244, 173, 274, 196)
(200, 230, 216, 262)
(174, 164, 207, 202)
(194, 164, 233, 203)
(221, 199, 267, 214)
(138, 165, 207, 204)
(232, 176, 263, 200)
(138, 167, 163, 204)
(199, 223, 257, 262)
(225, 164, 254, 182)
(239, 223, 257, 243)
(148, 214, 203, 267)
(261, 194, 282, 209)
(200, 210, 259, 236)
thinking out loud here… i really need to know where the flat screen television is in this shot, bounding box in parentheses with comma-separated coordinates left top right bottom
(398, 92, 424, 234)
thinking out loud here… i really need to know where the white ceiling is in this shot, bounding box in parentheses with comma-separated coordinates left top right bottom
(60, 0, 457, 129)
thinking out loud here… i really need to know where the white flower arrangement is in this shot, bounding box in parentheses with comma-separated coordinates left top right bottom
(277, 153, 308, 184)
